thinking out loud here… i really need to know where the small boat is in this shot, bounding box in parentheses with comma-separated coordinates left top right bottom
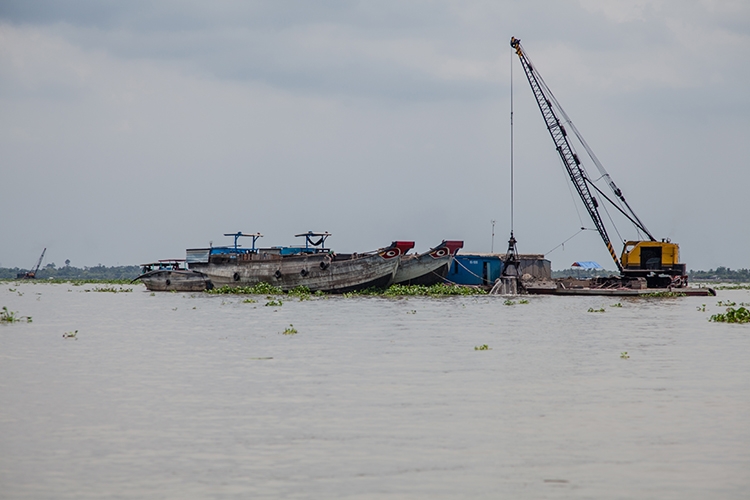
(186, 232, 414, 293)
(393, 240, 464, 286)
(132, 260, 213, 292)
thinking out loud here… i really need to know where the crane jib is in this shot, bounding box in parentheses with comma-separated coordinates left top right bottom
(510, 36, 623, 272)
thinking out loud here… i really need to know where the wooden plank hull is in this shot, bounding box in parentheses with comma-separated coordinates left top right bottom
(192, 251, 400, 293)
(135, 270, 212, 292)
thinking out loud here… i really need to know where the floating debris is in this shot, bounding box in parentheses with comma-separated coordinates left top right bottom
(63, 330, 78, 339)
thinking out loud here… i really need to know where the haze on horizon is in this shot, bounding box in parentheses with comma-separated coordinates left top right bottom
(1, 1, 748, 271)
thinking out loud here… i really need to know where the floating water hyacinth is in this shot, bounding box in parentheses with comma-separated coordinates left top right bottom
(709, 307, 750, 324)
(1, 306, 32, 323)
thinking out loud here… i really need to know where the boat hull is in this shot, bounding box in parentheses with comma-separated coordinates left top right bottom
(135, 270, 213, 292)
(191, 251, 400, 293)
(393, 240, 463, 286)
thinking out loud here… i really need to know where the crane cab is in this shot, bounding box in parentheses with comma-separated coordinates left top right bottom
(620, 240, 687, 287)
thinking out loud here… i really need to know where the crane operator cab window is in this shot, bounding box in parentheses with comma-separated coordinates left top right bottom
(640, 246, 662, 270)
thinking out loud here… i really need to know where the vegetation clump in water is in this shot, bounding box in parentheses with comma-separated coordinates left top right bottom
(344, 283, 486, 297)
(643, 291, 686, 298)
(588, 307, 606, 313)
(89, 286, 132, 293)
(282, 324, 298, 335)
(709, 307, 750, 324)
(207, 283, 283, 295)
(1, 306, 32, 323)
(474, 344, 491, 350)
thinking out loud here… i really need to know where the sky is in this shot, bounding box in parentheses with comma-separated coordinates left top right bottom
(1, 0, 748, 271)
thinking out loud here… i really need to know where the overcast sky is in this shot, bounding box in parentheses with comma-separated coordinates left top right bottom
(1, 0, 748, 271)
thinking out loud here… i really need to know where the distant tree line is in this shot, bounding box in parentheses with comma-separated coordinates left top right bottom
(0, 263, 141, 280)
(688, 267, 750, 281)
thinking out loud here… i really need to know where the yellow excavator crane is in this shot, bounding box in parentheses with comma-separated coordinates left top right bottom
(510, 37, 687, 288)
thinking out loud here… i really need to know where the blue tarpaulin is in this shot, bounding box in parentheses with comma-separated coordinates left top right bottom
(571, 261, 602, 269)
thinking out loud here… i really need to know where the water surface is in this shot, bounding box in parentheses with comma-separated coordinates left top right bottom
(1, 283, 748, 499)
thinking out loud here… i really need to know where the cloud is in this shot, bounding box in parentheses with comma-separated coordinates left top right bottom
(1, 1, 749, 269)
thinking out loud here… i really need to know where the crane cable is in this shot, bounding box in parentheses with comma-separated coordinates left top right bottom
(523, 47, 654, 241)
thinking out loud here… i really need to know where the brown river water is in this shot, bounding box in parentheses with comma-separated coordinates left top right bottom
(1, 282, 749, 499)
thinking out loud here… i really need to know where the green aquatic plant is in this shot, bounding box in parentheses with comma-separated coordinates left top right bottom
(715, 284, 750, 290)
(474, 344, 491, 350)
(344, 283, 486, 297)
(63, 330, 78, 339)
(588, 307, 606, 313)
(287, 286, 312, 300)
(242, 298, 257, 304)
(207, 283, 283, 295)
(90, 286, 132, 293)
(1, 306, 32, 323)
(265, 299, 283, 307)
(717, 300, 736, 307)
(282, 324, 298, 335)
(611, 302, 623, 308)
(709, 307, 750, 324)
(697, 304, 706, 312)
(503, 299, 515, 306)
(620, 351, 630, 359)
(518, 299, 529, 304)
(643, 291, 686, 298)
(406, 309, 417, 314)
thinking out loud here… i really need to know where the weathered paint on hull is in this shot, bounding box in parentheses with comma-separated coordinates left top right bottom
(393, 240, 462, 286)
(193, 252, 400, 293)
(393, 255, 451, 286)
(136, 270, 212, 292)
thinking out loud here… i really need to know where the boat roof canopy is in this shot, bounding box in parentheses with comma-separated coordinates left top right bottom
(295, 231, 332, 249)
(571, 261, 602, 269)
(223, 232, 263, 251)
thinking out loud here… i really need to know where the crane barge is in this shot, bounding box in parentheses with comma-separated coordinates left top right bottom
(510, 37, 689, 290)
(17, 248, 46, 279)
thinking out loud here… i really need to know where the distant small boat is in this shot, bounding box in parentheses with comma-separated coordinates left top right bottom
(133, 260, 213, 292)
(187, 232, 414, 293)
(393, 240, 464, 286)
